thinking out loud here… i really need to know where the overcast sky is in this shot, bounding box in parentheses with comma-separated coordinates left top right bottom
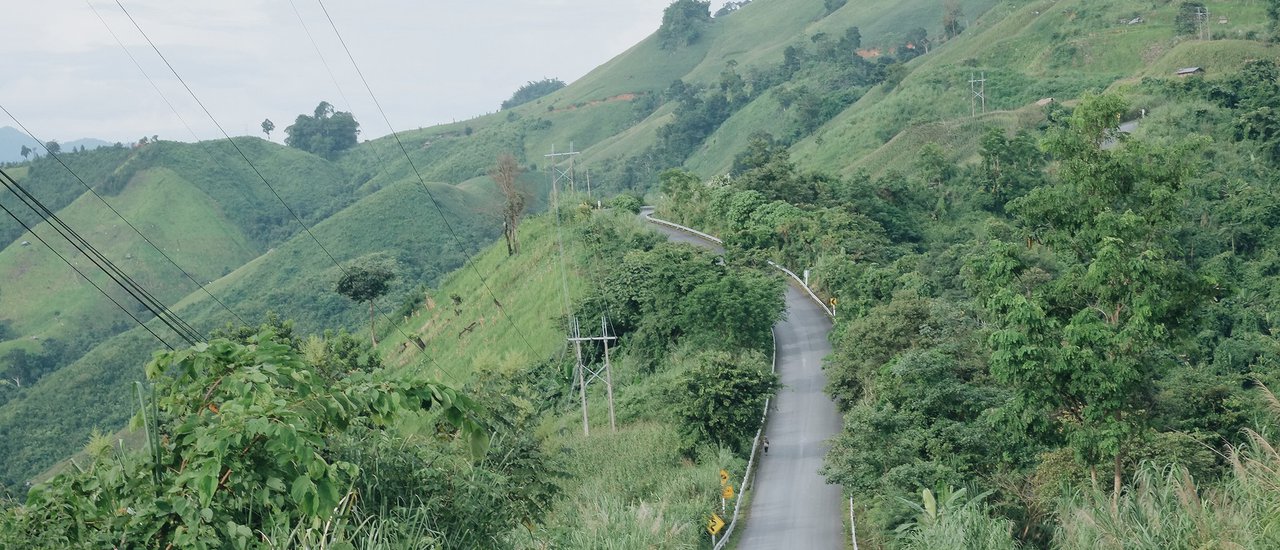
(1, 1, 722, 144)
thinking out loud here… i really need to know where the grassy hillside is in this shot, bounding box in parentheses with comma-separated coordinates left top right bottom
(793, 0, 1274, 175)
(0, 133, 528, 486)
(0, 175, 503, 487)
(0, 146, 133, 248)
(0, 139, 359, 399)
(6, 0, 1280, 544)
(0, 168, 255, 354)
(377, 205, 774, 548)
(376, 214, 579, 380)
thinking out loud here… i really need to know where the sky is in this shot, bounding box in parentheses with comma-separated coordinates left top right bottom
(0, 1, 723, 145)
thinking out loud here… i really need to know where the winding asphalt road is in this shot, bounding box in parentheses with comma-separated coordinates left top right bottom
(641, 209, 845, 549)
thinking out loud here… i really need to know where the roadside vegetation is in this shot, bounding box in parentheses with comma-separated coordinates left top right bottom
(660, 67, 1280, 546)
(5, 0, 1280, 547)
(0, 202, 784, 548)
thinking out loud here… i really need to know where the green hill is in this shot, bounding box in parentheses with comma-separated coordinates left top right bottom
(5, 0, 1280, 546)
(0, 138, 511, 485)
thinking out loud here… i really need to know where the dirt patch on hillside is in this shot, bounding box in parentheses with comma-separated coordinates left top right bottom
(551, 93, 639, 113)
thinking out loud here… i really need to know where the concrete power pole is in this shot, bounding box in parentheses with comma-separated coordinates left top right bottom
(545, 143, 580, 201)
(569, 316, 590, 436)
(601, 316, 617, 432)
(1196, 6, 1210, 41)
(566, 314, 618, 435)
(969, 71, 987, 117)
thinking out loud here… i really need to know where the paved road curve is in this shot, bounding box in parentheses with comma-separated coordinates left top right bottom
(642, 209, 846, 549)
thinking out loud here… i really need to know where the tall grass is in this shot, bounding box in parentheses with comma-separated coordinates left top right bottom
(527, 423, 734, 549)
(895, 488, 1022, 550)
(261, 505, 445, 550)
(561, 498, 697, 550)
(1053, 386, 1280, 549)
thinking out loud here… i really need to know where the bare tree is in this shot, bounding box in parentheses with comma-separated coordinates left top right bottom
(490, 153, 526, 255)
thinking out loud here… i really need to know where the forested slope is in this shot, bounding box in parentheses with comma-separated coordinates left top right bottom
(5, 0, 1280, 547)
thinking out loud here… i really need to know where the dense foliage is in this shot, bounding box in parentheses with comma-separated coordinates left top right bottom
(501, 78, 566, 110)
(284, 101, 360, 159)
(608, 21, 884, 190)
(0, 328, 489, 548)
(7, 1, 1280, 546)
(657, 0, 712, 50)
(674, 349, 776, 453)
(661, 71, 1280, 546)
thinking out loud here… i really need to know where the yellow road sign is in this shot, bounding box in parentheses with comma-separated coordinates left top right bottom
(707, 513, 726, 535)
(719, 469, 729, 485)
(722, 485, 735, 499)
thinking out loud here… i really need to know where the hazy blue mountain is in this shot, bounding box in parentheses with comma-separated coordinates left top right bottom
(0, 126, 111, 162)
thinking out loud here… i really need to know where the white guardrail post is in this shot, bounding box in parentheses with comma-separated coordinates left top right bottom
(642, 209, 844, 548)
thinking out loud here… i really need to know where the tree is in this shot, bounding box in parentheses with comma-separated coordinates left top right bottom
(943, 0, 965, 40)
(714, 1, 749, 17)
(18, 145, 29, 160)
(901, 27, 931, 57)
(1175, 2, 1206, 36)
(1269, 0, 1280, 36)
(1209, 60, 1280, 161)
(681, 270, 785, 351)
(975, 93, 1203, 510)
(43, 141, 60, 155)
(658, 0, 712, 50)
(335, 255, 398, 346)
(490, 153, 526, 255)
(0, 330, 487, 548)
(674, 350, 778, 453)
(261, 118, 275, 139)
(977, 127, 1045, 210)
(501, 78, 566, 110)
(839, 26, 862, 51)
(284, 101, 360, 159)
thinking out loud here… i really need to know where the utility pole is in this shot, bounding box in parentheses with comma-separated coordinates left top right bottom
(969, 71, 987, 117)
(545, 143, 580, 200)
(566, 314, 618, 435)
(1196, 6, 1210, 41)
(569, 316, 590, 436)
(601, 316, 617, 432)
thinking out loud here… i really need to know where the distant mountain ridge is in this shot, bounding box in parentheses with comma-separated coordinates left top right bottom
(0, 126, 111, 162)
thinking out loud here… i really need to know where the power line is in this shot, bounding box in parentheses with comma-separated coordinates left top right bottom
(0, 172, 202, 345)
(111, 0, 471, 385)
(313, 0, 542, 359)
(0, 168, 198, 347)
(0, 196, 175, 351)
(83, 0, 203, 145)
(84, 0, 294, 244)
(285, 0, 393, 182)
(113, 0, 348, 273)
(0, 105, 249, 329)
(283, 0, 474, 381)
(306, 8, 570, 529)
(0, 168, 202, 344)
